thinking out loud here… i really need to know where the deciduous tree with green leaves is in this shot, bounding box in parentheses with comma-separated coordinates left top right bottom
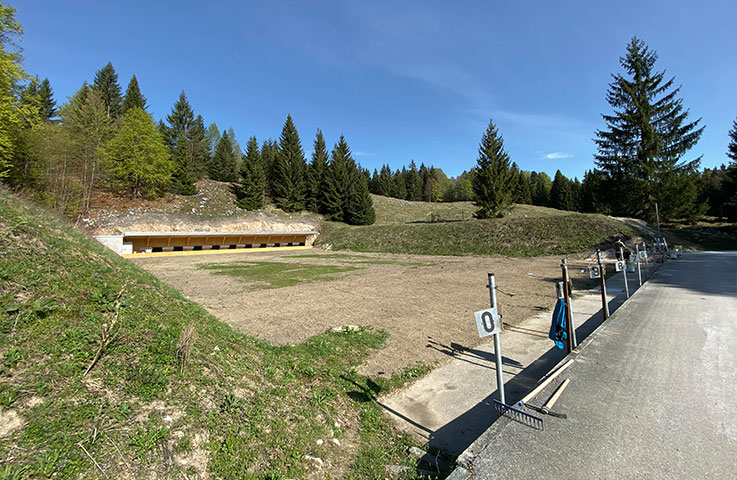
(0, 3, 34, 180)
(472, 119, 514, 218)
(594, 36, 705, 222)
(61, 86, 113, 211)
(104, 107, 173, 197)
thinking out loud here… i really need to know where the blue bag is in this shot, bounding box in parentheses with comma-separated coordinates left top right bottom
(549, 298, 566, 350)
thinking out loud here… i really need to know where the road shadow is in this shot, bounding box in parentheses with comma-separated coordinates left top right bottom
(646, 252, 736, 297)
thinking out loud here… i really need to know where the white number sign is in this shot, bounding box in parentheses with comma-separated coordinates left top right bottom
(474, 307, 501, 338)
(615, 260, 625, 272)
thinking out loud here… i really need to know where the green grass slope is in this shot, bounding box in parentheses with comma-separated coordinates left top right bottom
(319, 197, 637, 257)
(0, 191, 435, 479)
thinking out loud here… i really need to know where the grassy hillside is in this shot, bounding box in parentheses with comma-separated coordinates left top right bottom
(370, 195, 475, 224)
(0, 190, 437, 479)
(320, 197, 637, 257)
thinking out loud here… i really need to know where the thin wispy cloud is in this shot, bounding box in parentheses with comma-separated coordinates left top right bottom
(353, 150, 371, 157)
(545, 152, 575, 160)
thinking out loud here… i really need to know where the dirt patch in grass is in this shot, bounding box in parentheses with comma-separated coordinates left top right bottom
(133, 249, 596, 377)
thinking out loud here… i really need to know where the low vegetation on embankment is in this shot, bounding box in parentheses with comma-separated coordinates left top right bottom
(319, 198, 638, 257)
(0, 190, 439, 479)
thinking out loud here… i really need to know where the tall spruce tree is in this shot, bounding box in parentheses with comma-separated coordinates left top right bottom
(346, 170, 376, 225)
(515, 169, 533, 204)
(321, 136, 352, 221)
(306, 129, 328, 213)
(377, 164, 393, 196)
(121, 75, 147, 114)
(92, 62, 123, 119)
(531, 172, 552, 206)
(271, 115, 307, 212)
(580, 169, 606, 213)
(38, 78, 56, 121)
(728, 118, 737, 163)
(550, 169, 575, 211)
(472, 118, 514, 218)
(594, 37, 705, 222)
(209, 130, 238, 182)
(260, 139, 277, 196)
(164, 91, 208, 192)
(236, 136, 265, 210)
(405, 160, 422, 201)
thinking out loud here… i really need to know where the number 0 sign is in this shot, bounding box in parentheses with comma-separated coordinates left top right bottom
(474, 307, 501, 338)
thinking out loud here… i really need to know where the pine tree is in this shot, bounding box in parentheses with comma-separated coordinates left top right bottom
(594, 37, 705, 222)
(723, 119, 737, 219)
(550, 170, 575, 211)
(392, 169, 408, 199)
(376, 165, 392, 196)
(531, 172, 552, 206)
(121, 75, 147, 114)
(472, 119, 514, 218)
(163, 91, 207, 192)
(321, 136, 351, 221)
(170, 146, 198, 195)
(728, 119, 737, 163)
(580, 169, 606, 213)
(306, 129, 328, 213)
(369, 168, 380, 195)
(38, 78, 56, 120)
(92, 62, 123, 119)
(164, 91, 194, 148)
(189, 115, 210, 178)
(261, 139, 277, 197)
(515, 169, 532, 204)
(346, 172, 376, 225)
(236, 136, 265, 210)
(405, 160, 422, 201)
(271, 115, 307, 212)
(209, 131, 238, 182)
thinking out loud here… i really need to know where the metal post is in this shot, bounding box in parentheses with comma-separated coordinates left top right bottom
(596, 249, 610, 319)
(656, 202, 661, 253)
(619, 246, 630, 299)
(560, 260, 576, 351)
(488, 273, 505, 405)
(643, 241, 650, 277)
(635, 244, 642, 287)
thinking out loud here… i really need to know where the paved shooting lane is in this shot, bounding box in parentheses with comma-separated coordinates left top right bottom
(462, 252, 737, 479)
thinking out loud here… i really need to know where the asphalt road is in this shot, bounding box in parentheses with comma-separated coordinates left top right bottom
(458, 252, 737, 479)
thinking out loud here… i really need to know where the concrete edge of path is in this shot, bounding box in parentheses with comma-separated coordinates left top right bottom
(448, 261, 663, 477)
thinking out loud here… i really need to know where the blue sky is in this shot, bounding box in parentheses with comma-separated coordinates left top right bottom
(14, 0, 737, 179)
